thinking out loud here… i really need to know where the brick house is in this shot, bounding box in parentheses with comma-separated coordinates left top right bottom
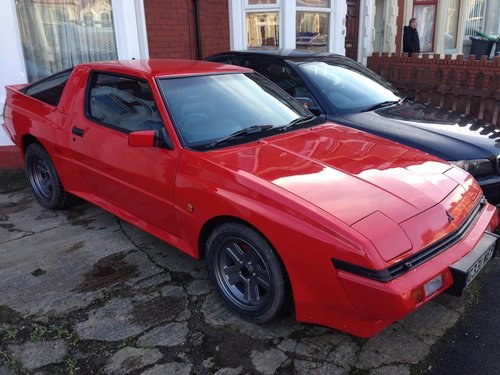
(1, 0, 498, 121)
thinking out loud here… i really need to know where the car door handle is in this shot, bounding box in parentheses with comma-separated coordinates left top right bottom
(72, 127, 84, 137)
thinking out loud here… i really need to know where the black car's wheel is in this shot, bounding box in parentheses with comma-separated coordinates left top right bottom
(25, 143, 74, 209)
(206, 223, 291, 323)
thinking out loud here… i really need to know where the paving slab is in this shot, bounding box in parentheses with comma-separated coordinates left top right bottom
(251, 348, 288, 374)
(136, 322, 188, 347)
(8, 340, 67, 371)
(140, 362, 192, 375)
(104, 347, 162, 375)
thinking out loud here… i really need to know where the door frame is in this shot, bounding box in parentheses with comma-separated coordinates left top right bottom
(346, 0, 361, 61)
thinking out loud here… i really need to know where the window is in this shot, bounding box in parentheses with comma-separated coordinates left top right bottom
(483, 1, 500, 36)
(16, 0, 118, 82)
(296, 0, 331, 52)
(207, 55, 318, 107)
(159, 73, 309, 148)
(248, 0, 277, 4)
(87, 73, 163, 133)
(297, 0, 330, 8)
(245, 0, 280, 49)
(444, 0, 460, 51)
(247, 12, 280, 48)
(465, 0, 485, 36)
(298, 61, 401, 114)
(413, 1, 437, 52)
(232, 1, 340, 53)
(22, 68, 73, 106)
(465, 0, 500, 37)
(240, 58, 318, 104)
(296, 12, 329, 52)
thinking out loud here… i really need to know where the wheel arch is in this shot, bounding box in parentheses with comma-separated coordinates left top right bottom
(199, 215, 268, 260)
(21, 134, 43, 155)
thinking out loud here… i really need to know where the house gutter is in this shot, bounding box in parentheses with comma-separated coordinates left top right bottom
(193, 0, 202, 59)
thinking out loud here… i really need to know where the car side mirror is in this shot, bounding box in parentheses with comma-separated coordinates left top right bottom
(128, 130, 155, 147)
(293, 97, 322, 116)
(128, 128, 173, 150)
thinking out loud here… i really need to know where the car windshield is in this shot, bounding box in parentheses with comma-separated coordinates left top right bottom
(298, 61, 402, 114)
(158, 73, 311, 148)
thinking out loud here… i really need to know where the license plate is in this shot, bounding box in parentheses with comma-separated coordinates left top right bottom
(447, 232, 498, 297)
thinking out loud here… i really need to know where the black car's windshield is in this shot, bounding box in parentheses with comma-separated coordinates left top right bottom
(158, 73, 313, 148)
(298, 61, 402, 114)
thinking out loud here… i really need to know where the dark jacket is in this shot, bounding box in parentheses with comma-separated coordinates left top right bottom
(403, 26, 420, 56)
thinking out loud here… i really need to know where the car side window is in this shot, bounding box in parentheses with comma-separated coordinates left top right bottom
(242, 59, 316, 102)
(22, 68, 73, 107)
(87, 72, 163, 133)
(208, 55, 244, 66)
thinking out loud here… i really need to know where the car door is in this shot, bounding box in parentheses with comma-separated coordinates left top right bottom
(69, 70, 181, 237)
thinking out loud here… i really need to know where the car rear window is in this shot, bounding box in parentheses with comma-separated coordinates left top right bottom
(22, 68, 73, 107)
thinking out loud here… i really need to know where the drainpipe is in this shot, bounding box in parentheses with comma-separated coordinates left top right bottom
(193, 0, 203, 59)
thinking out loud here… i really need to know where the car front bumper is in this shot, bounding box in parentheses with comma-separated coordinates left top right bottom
(295, 200, 498, 338)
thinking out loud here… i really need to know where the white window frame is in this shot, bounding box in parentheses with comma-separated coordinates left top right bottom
(245, 0, 281, 10)
(0, 0, 149, 125)
(113, 0, 150, 60)
(228, 0, 345, 54)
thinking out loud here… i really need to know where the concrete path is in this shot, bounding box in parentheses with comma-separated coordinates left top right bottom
(0, 169, 496, 375)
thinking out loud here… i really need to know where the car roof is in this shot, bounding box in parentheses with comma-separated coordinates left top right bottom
(77, 59, 251, 78)
(209, 49, 346, 62)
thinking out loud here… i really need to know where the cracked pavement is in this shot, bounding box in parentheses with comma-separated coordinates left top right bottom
(0, 169, 497, 374)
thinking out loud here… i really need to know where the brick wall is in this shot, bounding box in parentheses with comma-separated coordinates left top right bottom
(367, 53, 500, 127)
(198, 0, 230, 58)
(143, 0, 230, 59)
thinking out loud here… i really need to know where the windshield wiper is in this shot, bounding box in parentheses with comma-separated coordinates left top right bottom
(361, 97, 405, 112)
(277, 114, 315, 131)
(206, 124, 274, 148)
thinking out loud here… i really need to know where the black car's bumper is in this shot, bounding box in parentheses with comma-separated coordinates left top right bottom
(477, 175, 500, 206)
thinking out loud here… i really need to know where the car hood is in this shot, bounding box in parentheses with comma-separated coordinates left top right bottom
(339, 101, 500, 161)
(210, 123, 461, 226)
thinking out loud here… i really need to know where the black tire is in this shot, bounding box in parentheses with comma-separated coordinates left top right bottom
(206, 222, 291, 323)
(25, 143, 74, 209)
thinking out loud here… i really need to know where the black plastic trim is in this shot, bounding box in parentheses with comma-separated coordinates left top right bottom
(332, 196, 487, 283)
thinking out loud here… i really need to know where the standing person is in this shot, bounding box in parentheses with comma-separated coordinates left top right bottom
(403, 18, 420, 57)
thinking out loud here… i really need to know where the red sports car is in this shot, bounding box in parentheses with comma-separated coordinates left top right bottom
(3, 60, 498, 337)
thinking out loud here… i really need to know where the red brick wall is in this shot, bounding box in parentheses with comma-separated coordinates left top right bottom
(367, 53, 500, 127)
(198, 0, 230, 58)
(143, 0, 230, 59)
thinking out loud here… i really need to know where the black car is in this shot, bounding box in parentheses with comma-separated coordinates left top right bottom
(207, 49, 500, 205)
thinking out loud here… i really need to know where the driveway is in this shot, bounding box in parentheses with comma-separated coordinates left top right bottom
(0, 169, 497, 375)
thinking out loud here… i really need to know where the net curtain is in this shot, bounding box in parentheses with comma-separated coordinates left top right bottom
(16, 0, 118, 82)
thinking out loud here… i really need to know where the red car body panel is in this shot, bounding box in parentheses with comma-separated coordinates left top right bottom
(3, 59, 498, 338)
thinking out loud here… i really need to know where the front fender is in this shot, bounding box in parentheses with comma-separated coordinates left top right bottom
(173, 150, 373, 315)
